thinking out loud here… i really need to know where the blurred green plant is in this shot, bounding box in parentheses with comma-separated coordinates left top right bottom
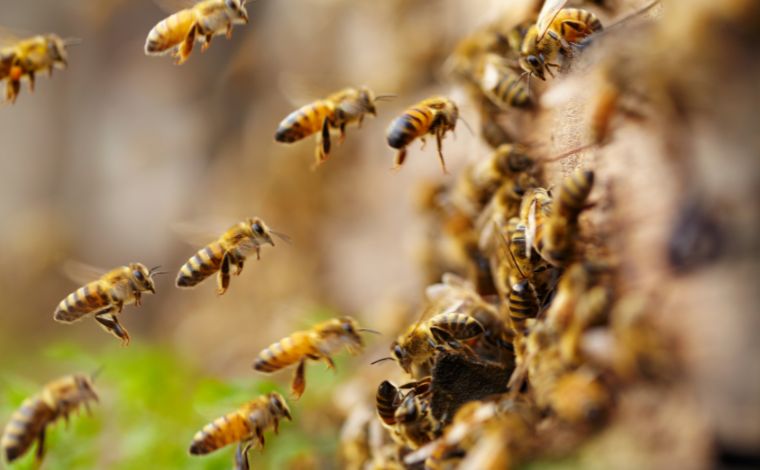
(0, 340, 345, 469)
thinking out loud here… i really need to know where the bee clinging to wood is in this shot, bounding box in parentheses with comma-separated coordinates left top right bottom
(274, 86, 392, 169)
(386, 96, 460, 174)
(252, 317, 375, 399)
(189, 392, 291, 470)
(0, 33, 73, 103)
(1, 373, 98, 465)
(145, 0, 249, 65)
(53, 263, 160, 345)
(176, 217, 289, 296)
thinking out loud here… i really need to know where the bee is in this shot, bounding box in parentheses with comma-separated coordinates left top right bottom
(376, 378, 432, 427)
(1, 374, 98, 465)
(252, 317, 373, 399)
(520, 1, 603, 80)
(176, 217, 288, 296)
(0, 34, 70, 103)
(394, 393, 438, 449)
(389, 312, 484, 376)
(145, 0, 249, 65)
(547, 369, 610, 424)
(189, 392, 292, 470)
(53, 263, 159, 345)
(386, 97, 460, 174)
(274, 86, 388, 169)
(478, 54, 531, 109)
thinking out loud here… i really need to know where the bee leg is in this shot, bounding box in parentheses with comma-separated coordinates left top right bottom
(255, 246, 261, 261)
(28, 71, 36, 92)
(324, 356, 336, 370)
(235, 442, 252, 470)
(201, 34, 213, 52)
(255, 426, 265, 448)
(34, 427, 46, 465)
(6, 78, 20, 103)
(177, 24, 197, 65)
(419, 136, 427, 150)
(392, 148, 407, 171)
(321, 117, 332, 158)
(134, 291, 142, 307)
(226, 23, 233, 40)
(338, 122, 347, 145)
(291, 360, 306, 399)
(217, 252, 232, 295)
(95, 311, 131, 346)
(435, 129, 449, 174)
(235, 257, 246, 276)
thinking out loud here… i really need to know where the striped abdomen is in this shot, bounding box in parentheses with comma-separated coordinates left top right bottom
(176, 241, 226, 288)
(145, 9, 197, 54)
(376, 381, 401, 426)
(428, 313, 484, 342)
(557, 170, 594, 221)
(508, 280, 539, 334)
(54, 280, 112, 323)
(252, 331, 315, 373)
(274, 101, 335, 143)
(549, 9, 603, 45)
(485, 68, 530, 108)
(189, 411, 253, 455)
(386, 106, 435, 149)
(1, 397, 54, 462)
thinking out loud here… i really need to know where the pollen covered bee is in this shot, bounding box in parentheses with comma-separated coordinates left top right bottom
(0, 33, 70, 103)
(274, 86, 390, 169)
(189, 392, 291, 470)
(1, 373, 98, 465)
(252, 317, 372, 398)
(176, 217, 288, 295)
(386, 97, 460, 174)
(145, 0, 249, 65)
(519, 0, 603, 80)
(53, 263, 159, 345)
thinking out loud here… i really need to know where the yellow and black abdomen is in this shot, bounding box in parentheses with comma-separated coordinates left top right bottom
(253, 331, 315, 373)
(189, 411, 252, 455)
(557, 170, 594, 220)
(54, 280, 111, 323)
(428, 313, 484, 343)
(375, 381, 400, 426)
(274, 101, 335, 143)
(145, 10, 197, 55)
(1, 397, 54, 462)
(386, 106, 435, 149)
(552, 9, 603, 44)
(508, 279, 539, 334)
(176, 241, 226, 288)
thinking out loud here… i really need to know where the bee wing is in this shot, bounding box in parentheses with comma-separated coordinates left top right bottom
(536, 0, 569, 41)
(0, 26, 31, 47)
(152, 0, 201, 13)
(61, 260, 106, 284)
(277, 72, 329, 108)
(172, 219, 232, 247)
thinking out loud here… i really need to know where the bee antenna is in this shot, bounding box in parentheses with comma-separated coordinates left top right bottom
(90, 365, 105, 381)
(63, 37, 83, 47)
(542, 142, 597, 162)
(457, 116, 474, 136)
(270, 229, 292, 245)
(370, 357, 394, 365)
(375, 94, 397, 102)
(358, 328, 381, 335)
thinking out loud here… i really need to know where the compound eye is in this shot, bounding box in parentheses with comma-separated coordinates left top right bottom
(252, 223, 264, 235)
(225, 0, 236, 8)
(393, 344, 404, 360)
(528, 56, 541, 68)
(134, 270, 144, 282)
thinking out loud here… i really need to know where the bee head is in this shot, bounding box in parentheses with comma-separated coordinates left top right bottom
(519, 54, 546, 81)
(390, 341, 411, 373)
(268, 392, 292, 421)
(225, 0, 249, 23)
(338, 317, 364, 348)
(249, 217, 275, 246)
(47, 35, 68, 67)
(357, 87, 377, 115)
(130, 263, 156, 294)
(73, 374, 99, 403)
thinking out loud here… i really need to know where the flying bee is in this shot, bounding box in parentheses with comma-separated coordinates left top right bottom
(252, 317, 374, 399)
(386, 97, 460, 174)
(0, 33, 72, 103)
(145, 0, 249, 65)
(520, 1, 603, 80)
(53, 263, 159, 345)
(388, 312, 484, 376)
(189, 392, 291, 470)
(274, 86, 390, 169)
(176, 217, 288, 295)
(477, 54, 531, 109)
(1, 373, 98, 465)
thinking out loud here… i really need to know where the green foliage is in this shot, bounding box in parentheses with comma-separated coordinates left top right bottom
(0, 342, 341, 470)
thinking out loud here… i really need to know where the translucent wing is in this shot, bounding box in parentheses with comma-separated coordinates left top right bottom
(172, 218, 230, 246)
(152, 0, 199, 14)
(0, 26, 30, 48)
(536, 0, 568, 41)
(61, 260, 107, 285)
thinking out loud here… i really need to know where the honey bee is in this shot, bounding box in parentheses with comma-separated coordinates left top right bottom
(274, 86, 389, 169)
(189, 392, 291, 470)
(0, 34, 71, 103)
(252, 317, 373, 398)
(520, 1, 603, 80)
(547, 369, 610, 424)
(53, 263, 159, 345)
(478, 54, 531, 109)
(394, 393, 438, 449)
(1, 373, 98, 465)
(389, 312, 484, 376)
(145, 0, 249, 65)
(386, 97, 460, 174)
(375, 380, 403, 428)
(176, 217, 288, 295)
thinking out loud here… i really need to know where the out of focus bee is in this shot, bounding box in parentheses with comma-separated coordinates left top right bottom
(53, 263, 159, 345)
(274, 86, 390, 169)
(388, 312, 484, 376)
(1, 373, 98, 465)
(145, 0, 249, 65)
(394, 393, 439, 449)
(252, 317, 373, 398)
(519, 0, 603, 80)
(339, 406, 374, 470)
(507, 278, 540, 335)
(386, 97, 460, 174)
(547, 369, 610, 424)
(478, 54, 532, 109)
(176, 217, 288, 295)
(0, 33, 71, 103)
(189, 392, 291, 470)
